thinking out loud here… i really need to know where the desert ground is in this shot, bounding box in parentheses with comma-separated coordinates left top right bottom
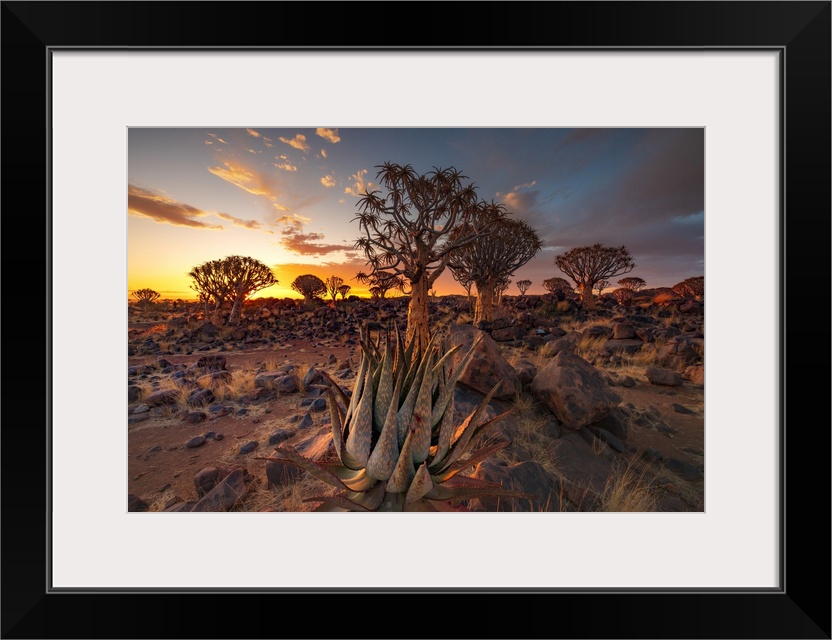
(127, 292, 704, 513)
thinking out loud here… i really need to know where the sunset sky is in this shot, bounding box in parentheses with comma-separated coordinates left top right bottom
(128, 127, 704, 300)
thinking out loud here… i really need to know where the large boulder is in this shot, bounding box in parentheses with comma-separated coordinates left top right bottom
(531, 350, 621, 429)
(190, 468, 248, 512)
(469, 460, 556, 512)
(443, 325, 521, 401)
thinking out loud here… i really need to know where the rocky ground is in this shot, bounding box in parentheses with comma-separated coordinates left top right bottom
(127, 293, 705, 513)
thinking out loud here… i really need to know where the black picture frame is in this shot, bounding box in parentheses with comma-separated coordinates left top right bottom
(2, 2, 829, 638)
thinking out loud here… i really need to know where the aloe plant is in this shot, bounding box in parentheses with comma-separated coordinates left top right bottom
(267, 325, 533, 511)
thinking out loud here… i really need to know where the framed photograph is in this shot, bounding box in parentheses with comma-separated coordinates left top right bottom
(3, 1, 829, 638)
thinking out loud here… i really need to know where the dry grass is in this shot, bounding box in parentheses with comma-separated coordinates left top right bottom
(598, 458, 659, 512)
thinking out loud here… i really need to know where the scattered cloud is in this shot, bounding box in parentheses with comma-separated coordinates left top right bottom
(274, 163, 298, 172)
(315, 128, 340, 144)
(279, 134, 310, 153)
(344, 169, 375, 196)
(246, 128, 261, 138)
(275, 214, 353, 256)
(128, 185, 223, 230)
(208, 161, 290, 212)
(320, 175, 336, 188)
(207, 132, 228, 144)
(247, 149, 257, 154)
(321, 149, 327, 158)
(215, 212, 263, 230)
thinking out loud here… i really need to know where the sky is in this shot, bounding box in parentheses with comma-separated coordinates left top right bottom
(128, 127, 704, 300)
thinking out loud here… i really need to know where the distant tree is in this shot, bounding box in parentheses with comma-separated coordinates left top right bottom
(224, 255, 278, 324)
(594, 280, 610, 296)
(555, 244, 635, 310)
(495, 277, 511, 306)
(516, 279, 532, 296)
(613, 287, 635, 307)
(291, 274, 327, 304)
(337, 284, 351, 300)
(132, 288, 160, 308)
(542, 277, 572, 300)
(353, 162, 506, 350)
(355, 270, 407, 299)
(618, 276, 647, 292)
(447, 217, 542, 323)
(325, 275, 344, 304)
(188, 256, 276, 324)
(672, 276, 705, 300)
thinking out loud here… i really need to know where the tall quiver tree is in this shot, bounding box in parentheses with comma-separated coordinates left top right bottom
(325, 275, 344, 305)
(189, 258, 234, 324)
(132, 288, 160, 309)
(353, 162, 505, 350)
(448, 217, 543, 324)
(554, 243, 635, 311)
(225, 255, 277, 324)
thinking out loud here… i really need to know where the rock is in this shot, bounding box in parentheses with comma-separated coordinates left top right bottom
(187, 388, 214, 406)
(531, 351, 621, 429)
(297, 413, 314, 430)
(640, 447, 664, 463)
(144, 389, 179, 407)
(513, 360, 538, 386)
(302, 367, 324, 388)
(491, 326, 524, 342)
(617, 375, 636, 388)
(310, 398, 327, 412)
(665, 458, 702, 481)
(163, 501, 197, 512)
(275, 375, 301, 394)
(672, 403, 695, 415)
(239, 441, 258, 454)
(196, 371, 231, 388)
(283, 424, 335, 461)
(254, 371, 286, 389)
(133, 403, 151, 414)
(128, 385, 142, 403)
(683, 365, 705, 385)
(194, 466, 221, 497)
(549, 432, 614, 509)
(612, 322, 636, 339)
(184, 411, 207, 424)
(268, 429, 293, 446)
(657, 338, 699, 369)
(645, 366, 683, 387)
(128, 494, 149, 512)
(186, 435, 206, 448)
(590, 408, 629, 441)
(602, 339, 643, 355)
(443, 325, 521, 400)
(239, 388, 276, 404)
(470, 460, 555, 512)
(190, 468, 248, 512)
(593, 428, 625, 452)
(196, 354, 226, 371)
(265, 460, 304, 487)
(583, 325, 612, 339)
(540, 420, 561, 440)
(539, 336, 577, 357)
(679, 300, 702, 314)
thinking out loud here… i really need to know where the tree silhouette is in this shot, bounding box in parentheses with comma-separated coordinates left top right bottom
(447, 217, 542, 323)
(555, 244, 635, 310)
(337, 284, 351, 300)
(355, 270, 407, 299)
(594, 280, 610, 296)
(353, 162, 506, 349)
(672, 276, 704, 300)
(542, 277, 572, 300)
(516, 279, 532, 296)
(325, 275, 344, 304)
(132, 288, 160, 308)
(495, 277, 511, 306)
(291, 274, 327, 303)
(618, 276, 647, 292)
(188, 256, 276, 325)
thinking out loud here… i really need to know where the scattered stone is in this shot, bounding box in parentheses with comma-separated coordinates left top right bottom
(513, 360, 538, 386)
(265, 459, 304, 487)
(239, 441, 259, 454)
(186, 435, 206, 448)
(297, 413, 314, 430)
(640, 447, 664, 463)
(275, 375, 301, 394)
(665, 458, 702, 481)
(184, 411, 206, 424)
(672, 403, 695, 415)
(683, 365, 705, 385)
(590, 408, 629, 441)
(268, 429, 293, 446)
(540, 420, 561, 440)
(235, 408, 248, 416)
(190, 468, 248, 512)
(147, 445, 162, 453)
(133, 404, 151, 414)
(443, 325, 522, 400)
(645, 366, 683, 387)
(128, 386, 142, 403)
(310, 398, 327, 412)
(187, 388, 214, 406)
(144, 389, 179, 407)
(128, 494, 149, 512)
(470, 460, 554, 512)
(254, 371, 286, 389)
(612, 322, 636, 339)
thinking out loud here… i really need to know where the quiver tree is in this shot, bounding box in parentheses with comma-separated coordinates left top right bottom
(495, 277, 511, 306)
(618, 276, 647, 292)
(555, 244, 635, 310)
(447, 217, 542, 324)
(291, 274, 327, 304)
(594, 280, 610, 296)
(355, 270, 407, 300)
(224, 255, 277, 324)
(337, 284, 351, 300)
(189, 258, 235, 324)
(672, 276, 704, 300)
(325, 275, 344, 304)
(516, 279, 532, 296)
(542, 277, 572, 300)
(353, 162, 506, 350)
(132, 288, 160, 308)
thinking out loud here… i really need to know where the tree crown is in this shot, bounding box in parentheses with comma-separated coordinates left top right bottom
(555, 244, 635, 287)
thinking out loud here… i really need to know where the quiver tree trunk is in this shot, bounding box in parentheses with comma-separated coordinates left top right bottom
(406, 277, 430, 352)
(579, 283, 596, 310)
(474, 282, 496, 324)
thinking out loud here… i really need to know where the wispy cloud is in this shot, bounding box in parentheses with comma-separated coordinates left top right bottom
(246, 128, 261, 138)
(215, 212, 263, 230)
(274, 163, 298, 172)
(321, 149, 328, 159)
(320, 175, 336, 188)
(279, 134, 310, 153)
(128, 185, 223, 230)
(344, 169, 375, 196)
(315, 128, 340, 144)
(207, 132, 228, 144)
(208, 161, 288, 210)
(275, 214, 352, 255)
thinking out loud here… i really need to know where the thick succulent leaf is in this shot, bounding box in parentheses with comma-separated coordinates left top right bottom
(342, 354, 368, 437)
(432, 382, 502, 472)
(345, 363, 374, 466)
(395, 355, 426, 446)
(345, 481, 387, 510)
(302, 495, 373, 512)
(438, 474, 504, 489)
(409, 361, 435, 465)
(440, 408, 515, 473)
(405, 462, 434, 504)
(431, 391, 455, 467)
(365, 365, 403, 481)
(267, 448, 350, 491)
(321, 465, 378, 492)
(325, 388, 344, 464)
(430, 440, 511, 482)
(386, 429, 415, 493)
(378, 491, 405, 511)
(318, 369, 350, 415)
(373, 335, 394, 433)
(429, 336, 483, 428)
